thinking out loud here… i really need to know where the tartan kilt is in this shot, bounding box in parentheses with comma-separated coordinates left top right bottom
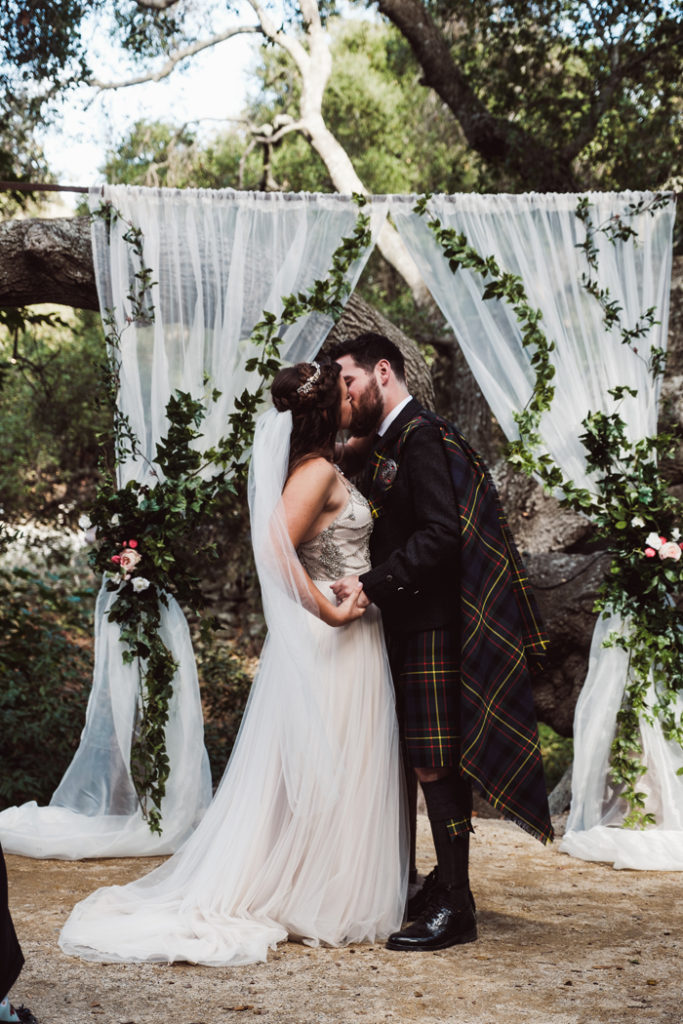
(386, 626, 461, 769)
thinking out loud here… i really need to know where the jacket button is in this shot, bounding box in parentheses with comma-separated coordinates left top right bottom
(413, 589, 420, 596)
(386, 574, 393, 582)
(397, 586, 405, 593)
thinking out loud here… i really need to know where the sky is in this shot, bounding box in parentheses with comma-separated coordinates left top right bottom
(38, 11, 261, 206)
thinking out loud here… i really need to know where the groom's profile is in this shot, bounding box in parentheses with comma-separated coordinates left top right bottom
(330, 332, 552, 952)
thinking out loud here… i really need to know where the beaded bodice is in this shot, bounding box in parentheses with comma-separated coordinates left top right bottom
(297, 474, 372, 581)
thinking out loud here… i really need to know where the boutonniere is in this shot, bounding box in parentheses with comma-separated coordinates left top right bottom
(378, 458, 398, 486)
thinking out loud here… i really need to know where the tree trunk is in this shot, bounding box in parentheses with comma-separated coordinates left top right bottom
(0, 216, 98, 310)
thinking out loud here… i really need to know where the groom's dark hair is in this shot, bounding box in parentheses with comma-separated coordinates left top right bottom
(328, 332, 406, 383)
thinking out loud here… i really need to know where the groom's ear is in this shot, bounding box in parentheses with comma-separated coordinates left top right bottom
(376, 358, 392, 384)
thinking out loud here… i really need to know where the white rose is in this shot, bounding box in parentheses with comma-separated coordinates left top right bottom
(645, 532, 663, 550)
(630, 516, 645, 528)
(78, 513, 92, 531)
(111, 514, 121, 527)
(658, 542, 682, 562)
(672, 527, 681, 543)
(131, 576, 151, 592)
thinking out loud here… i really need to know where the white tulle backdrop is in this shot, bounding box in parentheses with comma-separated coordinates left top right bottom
(389, 190, 681, 869)
(0, 186, 678, 870)
(0, 186, 386, 859)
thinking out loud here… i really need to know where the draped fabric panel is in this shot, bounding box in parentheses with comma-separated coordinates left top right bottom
(0, 186, 384, 859)
(390, 190, 682, 869)
(89, 187, 388, 488)
(0, 185, 678, 870)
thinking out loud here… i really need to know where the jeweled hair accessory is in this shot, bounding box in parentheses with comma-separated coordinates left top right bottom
(296, 362, 321, 395)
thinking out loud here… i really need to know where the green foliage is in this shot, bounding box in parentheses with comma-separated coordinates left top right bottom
(246, 19, 477, 195)
(538, 723, 573, 793)
(0, 308, 111, 522)
(420, 191, 683, 828)
(0, 0, 96, 208)
(195, 640, 255, 789)
(413, 0, 683, 193)
(0, 558, 95, 809)
(101, 18, 478, 196)
(102, 119, 248, 190)
(0, 1, 92, 86)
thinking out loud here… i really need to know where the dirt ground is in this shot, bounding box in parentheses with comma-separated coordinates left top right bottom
(5, 813, 682, 1024)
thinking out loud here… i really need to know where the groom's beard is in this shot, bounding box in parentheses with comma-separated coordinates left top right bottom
(349, 376, 384, 438)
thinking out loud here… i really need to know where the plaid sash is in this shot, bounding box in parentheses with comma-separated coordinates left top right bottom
(369, 412, 553, 845)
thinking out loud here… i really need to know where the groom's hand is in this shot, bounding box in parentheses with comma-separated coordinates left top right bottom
(332, 575, 369, 606)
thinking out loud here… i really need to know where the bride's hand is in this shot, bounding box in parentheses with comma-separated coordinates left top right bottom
(326, 582, 368, 626)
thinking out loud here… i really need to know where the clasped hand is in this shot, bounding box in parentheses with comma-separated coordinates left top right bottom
(331, 575, 370, 608)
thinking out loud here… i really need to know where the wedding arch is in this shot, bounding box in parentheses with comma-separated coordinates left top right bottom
(0, 184, 679, 871)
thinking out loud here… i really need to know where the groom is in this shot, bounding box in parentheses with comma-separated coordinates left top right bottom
(330, 333, 552, 952)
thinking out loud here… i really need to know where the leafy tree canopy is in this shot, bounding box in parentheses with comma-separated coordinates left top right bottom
(3, 0, 679, 200)
(102, 19, 479, 195)
(0, 1, 96, 207)
(372, 0, 683, 191)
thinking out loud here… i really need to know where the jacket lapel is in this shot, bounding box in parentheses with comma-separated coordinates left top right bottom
(377, 398, 422, 453)
(366, 399, 423, 513)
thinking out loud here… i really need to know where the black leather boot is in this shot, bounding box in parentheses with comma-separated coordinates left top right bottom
(407, 866, 476, 920)
(387, 881, 477, 951)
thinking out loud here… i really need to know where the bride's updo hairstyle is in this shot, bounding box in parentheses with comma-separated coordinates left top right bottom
(271, 361, 342, 473)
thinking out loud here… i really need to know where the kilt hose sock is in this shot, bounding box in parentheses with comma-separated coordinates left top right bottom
(421, 771, 473, 891)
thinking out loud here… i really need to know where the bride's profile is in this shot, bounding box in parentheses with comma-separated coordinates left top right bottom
(59, 360, 408, 966)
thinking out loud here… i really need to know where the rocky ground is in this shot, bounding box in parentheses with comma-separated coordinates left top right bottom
(6, 814, 682, 1024)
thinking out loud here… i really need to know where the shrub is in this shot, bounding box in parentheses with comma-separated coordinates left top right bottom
(538, 722, 573, 793)
(195, 637, 255, 790)
(0, 563, 95, 808)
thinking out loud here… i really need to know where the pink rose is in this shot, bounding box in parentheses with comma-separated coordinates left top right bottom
(119, 547, 142, 573)
(111, 554, 122, 564)
(644, 548, 656, 558)
(128, 539, 139, 548)
(658, 542, 681, 562)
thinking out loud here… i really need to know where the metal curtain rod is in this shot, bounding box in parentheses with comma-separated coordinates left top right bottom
(0, 181, 90, 194)
(0, 181, 680, 198)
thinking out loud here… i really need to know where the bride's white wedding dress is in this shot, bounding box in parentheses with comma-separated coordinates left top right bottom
(59, 409, 408, 965)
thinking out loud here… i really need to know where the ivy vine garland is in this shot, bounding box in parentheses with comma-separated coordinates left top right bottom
(415, 192, 682, 829)
(85, 195, 372, 834)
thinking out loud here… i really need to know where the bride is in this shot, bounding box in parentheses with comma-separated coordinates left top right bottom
(59, 360, 408, 966)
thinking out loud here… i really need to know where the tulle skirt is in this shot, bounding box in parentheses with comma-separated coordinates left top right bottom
(59, 594, 408, 965)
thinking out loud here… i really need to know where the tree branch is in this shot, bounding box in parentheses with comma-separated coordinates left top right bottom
(0, 217, 98, 310)
(91, 25, 262, 90)
(245, 0, 311, 75)
(134, 0, 181, 8)
(374, 0, 578, 190)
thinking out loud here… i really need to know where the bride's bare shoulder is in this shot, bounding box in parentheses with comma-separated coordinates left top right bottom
(287, 457, 336, 487)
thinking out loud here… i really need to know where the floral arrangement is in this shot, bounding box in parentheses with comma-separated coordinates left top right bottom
(417, 192, 682, 828)
(85, 196, 372, 834)
(643, 529, 682, 562)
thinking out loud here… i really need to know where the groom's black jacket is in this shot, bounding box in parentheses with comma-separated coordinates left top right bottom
(359, 399, 459, 632)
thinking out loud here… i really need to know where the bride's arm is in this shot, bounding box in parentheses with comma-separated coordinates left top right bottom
(280, 459, 365, 627)
(334, 433, 375, 477)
